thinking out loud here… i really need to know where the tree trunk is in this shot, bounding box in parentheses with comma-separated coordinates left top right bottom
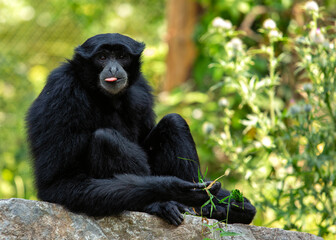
(164, 0, 199, 91)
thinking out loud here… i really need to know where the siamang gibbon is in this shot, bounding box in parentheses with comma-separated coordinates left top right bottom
(26, 33, 256, 226)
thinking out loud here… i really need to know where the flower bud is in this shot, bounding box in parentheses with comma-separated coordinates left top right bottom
(297, 36, 304, 42)
(202, 122, 215, 134)
(303, 83, 313, 92)
(303, 104, 312, 112)
(289, 105, 302, 115)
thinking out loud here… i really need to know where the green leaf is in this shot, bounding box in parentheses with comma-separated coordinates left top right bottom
(220, 231, 241, 236)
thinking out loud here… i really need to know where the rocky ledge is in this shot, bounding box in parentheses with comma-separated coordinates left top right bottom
(0, 198, 322, 240)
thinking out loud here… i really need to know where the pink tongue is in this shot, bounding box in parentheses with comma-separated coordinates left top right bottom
(105, 77, 118, 82)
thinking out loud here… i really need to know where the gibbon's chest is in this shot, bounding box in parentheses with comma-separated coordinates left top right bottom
(95, 106, 141, 143)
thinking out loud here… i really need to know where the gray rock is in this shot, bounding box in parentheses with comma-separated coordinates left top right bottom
(0, 198, 323, 240)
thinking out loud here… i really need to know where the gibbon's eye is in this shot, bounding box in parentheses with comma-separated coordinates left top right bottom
(117, 52, 127, 60)
(99, 54, 107, 61)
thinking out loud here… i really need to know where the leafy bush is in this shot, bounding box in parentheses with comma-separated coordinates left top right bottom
(157, 1, 335, 238)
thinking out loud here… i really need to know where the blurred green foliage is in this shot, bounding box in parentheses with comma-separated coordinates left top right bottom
(0, 0, 166, 199)
(193, 0, 336, 90)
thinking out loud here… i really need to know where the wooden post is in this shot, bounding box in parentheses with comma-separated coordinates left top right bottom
(164, 0, 199, 91)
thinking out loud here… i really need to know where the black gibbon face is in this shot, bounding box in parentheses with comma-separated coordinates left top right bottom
(73, 33, 145, 96)
(93, 47, 131, 95)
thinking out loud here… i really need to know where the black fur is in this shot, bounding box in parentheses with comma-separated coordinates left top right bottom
(26, 33, 256, 225)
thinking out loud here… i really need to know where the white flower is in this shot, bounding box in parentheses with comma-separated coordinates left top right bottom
(305, 55, 312, 62)
(268, 29, 281, 38)
(218, 97, 229, 107)
(261, 136, 272, 148)
(235, 147, 243, 153)
(227, 38, 243, 51)
(305, 1, 319, 12)
(263, 19, 276, 30)
(309, 28, 325, 44)
(212, 17, 232, 30)
(220, 132, 227, 140)
(254, 141, 262, 148)
(191, 108, 203, 120)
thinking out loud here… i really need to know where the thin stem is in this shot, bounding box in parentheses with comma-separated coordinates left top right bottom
(325, 91, 336, 130)
(269, 42, 276, 127)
